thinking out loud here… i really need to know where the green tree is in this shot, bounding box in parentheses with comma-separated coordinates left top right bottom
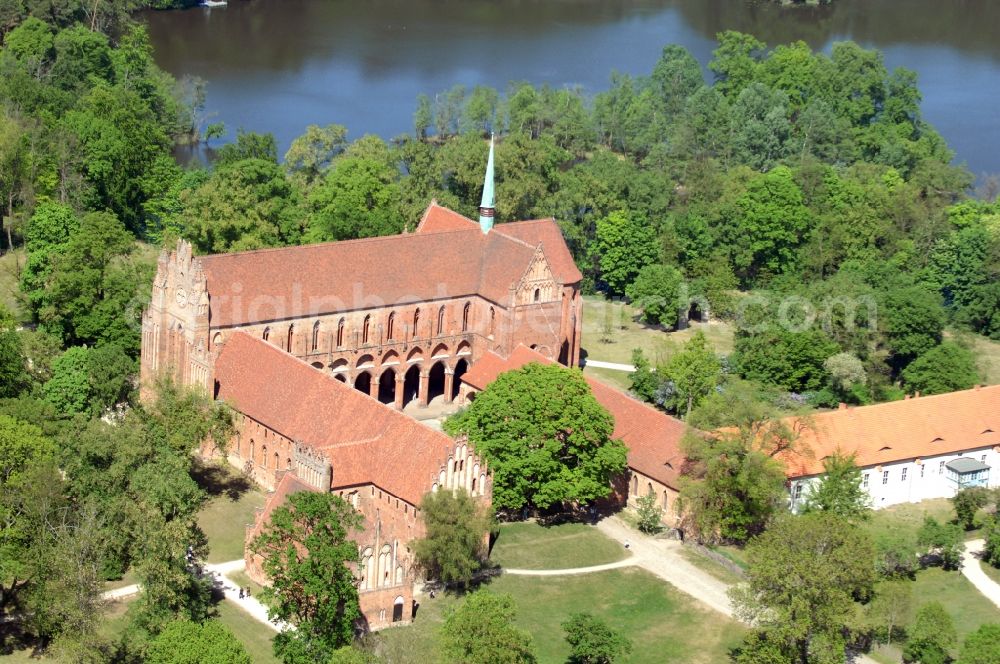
(0, 415, 58, 620)
(445, 363, 627, 512)
(283, 124, 348, 185)
(660, 331, 722, 418)
(823, 352, 868, 403)
(873, 529, 920, 579)
(800, 452, 871, 521)
(679, 430, 787, 544)
(0, 307, 27, 398)
(724, 165, 809, 283)
(951, 487, 991, 530)
(251, 491, 363, 663)
(866, 580, 912, 648)
(305, 154, 405, 243)
(635, 490, 663, 535)
(562, 612, 632, 664)
(902, 342, 979, 395)
(917, 517, 963, 571)
(147, 619, 252, 664)
(625, 263, 684, 326)
(591, 211, 659, 296)
(43, 344, 133, 416)
(413, 488, 490, 587)
(440, 590, 536, 664)
(903, 602, 957, 664)
(628, 348, 658, 402)
(414, 94, 432, 140)
(982, 515, 1000, 568)
(881, 286, 946, 370)
(958, 624, 1000, 664)
(178, 158, 302, 252)
(215, 130, 278, 166)
(730, 513, 876, 663)
(709, 31, 765, 98)
(733, 328, 839, 394)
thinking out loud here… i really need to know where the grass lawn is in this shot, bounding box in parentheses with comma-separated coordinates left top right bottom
(980, 559, 1000, 587)
(580, 296, 734, 366)
(708, 544, 750, 571)
(489, 521, 628, 570)
(226, 570, 267, 599)
(867, 498, 957, 540)
(679, 547, 745, 585)
(376, 568, 745, 664)
(193, 460, 267, 563)
(582, 364, 631, 391)
(947, 328, 1000, 385)
(102, 568, 138, 592)
(215, 600, 280, 664)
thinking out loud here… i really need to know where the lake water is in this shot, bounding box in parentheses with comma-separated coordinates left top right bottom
(143, 0, 1000, 176)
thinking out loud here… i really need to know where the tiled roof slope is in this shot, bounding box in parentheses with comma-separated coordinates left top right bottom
(777, 385, 1000, 477)
(250, 472, 319, 537)
(215, 332, 459, 504)
(462, 346, 687, 489)
(199, 203, 579, 327)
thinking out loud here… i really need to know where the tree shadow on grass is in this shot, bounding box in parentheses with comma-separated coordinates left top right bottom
(191, 458, 252, 501)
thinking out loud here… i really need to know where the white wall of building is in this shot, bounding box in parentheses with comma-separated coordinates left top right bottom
(789, 445, 1000, 511)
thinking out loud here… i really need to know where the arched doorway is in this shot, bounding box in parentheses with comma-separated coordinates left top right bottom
(452, 359, 468, 401)
(403, 365, 420, 408)
(354, 372, 371, 396)
(558, 340, 569, 365)
(688, 302, 704, 323)
(393, 596, 405, 623)
(378, 369, 396, 405)
(427, 362, 446, 403)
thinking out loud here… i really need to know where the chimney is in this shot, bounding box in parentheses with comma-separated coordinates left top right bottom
(838, 402, 847, 410)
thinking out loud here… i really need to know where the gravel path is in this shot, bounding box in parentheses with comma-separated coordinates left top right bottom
(962, 539, 1000, 609)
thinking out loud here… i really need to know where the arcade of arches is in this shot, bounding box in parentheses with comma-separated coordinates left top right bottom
(343, 347, 469, 410)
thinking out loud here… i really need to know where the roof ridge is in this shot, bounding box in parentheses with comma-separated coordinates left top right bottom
(803, 384, 1000, 419)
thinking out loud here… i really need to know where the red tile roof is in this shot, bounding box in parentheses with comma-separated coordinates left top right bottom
(462, 346, 687, 489)
(198, 203, 579, 327)
(776, 385, 1000, 477)
(250, 472, 319, 537)
(215, 332, 459, 504)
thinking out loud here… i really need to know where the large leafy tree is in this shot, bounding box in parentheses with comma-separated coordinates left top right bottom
(730, 513, 876, 663)
(800, 452, 871, 521)
(147, 619, 252, 664)
(958, 624, 1000, 664)
(413, 488, 490, 587)
(732, 328, 839, 394)
(901, 342, 979, 395)
(903, 602, 957, 664)
(440, 591, 536, 664)
(305, 154, 405, 243)
(624, 263, 684, 326)
(591, 210, 659, 296)
(679, 430, 787, 544)
(659, 331, 722, 418)
(251, 491, 363, 663)
(562, 613, 632, 664)
(880, 285, 945, 370)
(445, 363, 627, 512)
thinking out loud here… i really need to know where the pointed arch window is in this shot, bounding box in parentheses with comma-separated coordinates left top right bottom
(262, 327, 270, 342)
(437, 306, 445, 335)
(462, 302, 471, 332)
(261, 445, 267, 468)
(287, 324, 294, 352)
(387, 312, 395, 341)
(413, 309, 420, 339)
(533, 288, 541, 302)
(336, 318, 345, 347)
(488, 307, 496, 336)
(363, 315, 371, 345)
(312, 321, 320, 351)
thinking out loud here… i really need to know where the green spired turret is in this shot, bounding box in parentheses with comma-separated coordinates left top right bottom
(478, 134, 496, 234)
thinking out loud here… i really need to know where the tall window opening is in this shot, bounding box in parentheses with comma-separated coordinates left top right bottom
(462, 302, 470, 332)
(312, 321, 320, 351)
(412, 309, 421, 338)
(262, 327, 270, 342)
(287, 324, 294, 352)
(488, 307, 495, 336)
(337, 318, 345, 347)
(437, 306, 445, 335)
(363, 315, 371, 344)
(387, 312, 395, 341)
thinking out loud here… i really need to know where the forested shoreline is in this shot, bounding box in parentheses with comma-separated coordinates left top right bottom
(0, 3, 999, 660)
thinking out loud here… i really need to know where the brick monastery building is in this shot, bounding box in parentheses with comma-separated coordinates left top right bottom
(139, 140, 1000, 629)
